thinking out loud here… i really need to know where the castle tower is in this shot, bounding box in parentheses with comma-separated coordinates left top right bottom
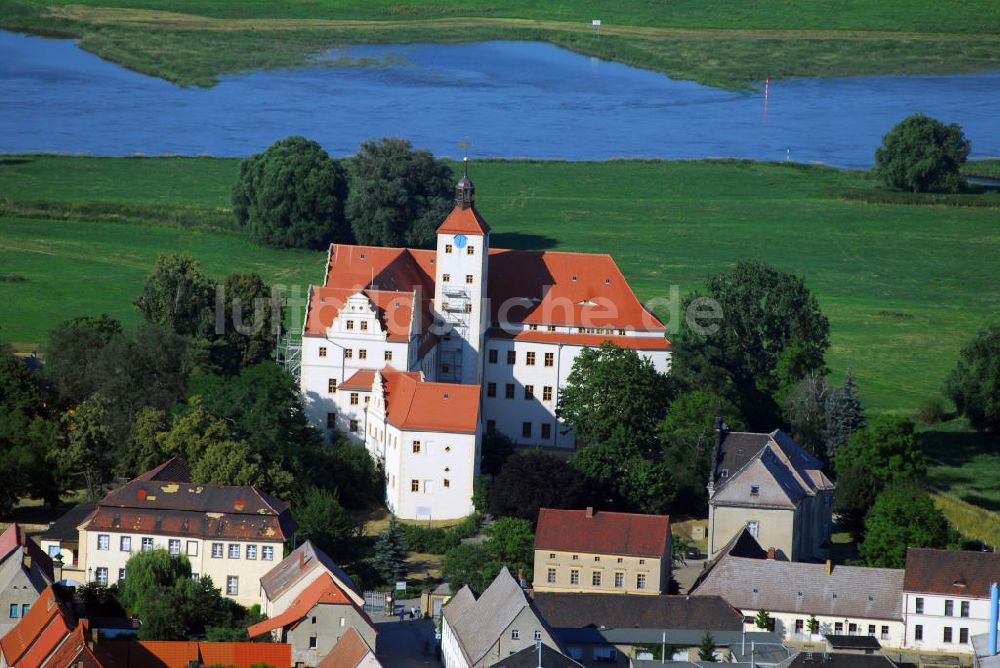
(433, 158, 490, 385)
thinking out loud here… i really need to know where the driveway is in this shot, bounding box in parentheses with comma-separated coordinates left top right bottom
(374, 598, 440, 667)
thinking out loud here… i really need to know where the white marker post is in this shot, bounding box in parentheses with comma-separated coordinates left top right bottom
(592, 19, 601, 37)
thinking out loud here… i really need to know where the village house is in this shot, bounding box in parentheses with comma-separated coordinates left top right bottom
(299, 164, 670, 518)
(491, 643, 582, 668)
(690, 528, 905, 647)
(259, 540, 363, 618)
(78, 458, 295, 608)
(248, 572, 376, 666)
(531, 591, 757, 665)
(901, 548, 1000, 655)
(441, 567, 562, 668)
(0, 585, 75, 668)
(37, 502, 95, 582)
(707, 427, 834, 561)
(0, 523, 53, 637)
(532, 507, 671, 595)
(318, 627, 383, 668)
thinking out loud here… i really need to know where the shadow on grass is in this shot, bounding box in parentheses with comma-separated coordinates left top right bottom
(962, 494, 1000, 513)
(0, 157, 33, 166)
(490, 232, 559, 250)
(919, 428, 1000, 467)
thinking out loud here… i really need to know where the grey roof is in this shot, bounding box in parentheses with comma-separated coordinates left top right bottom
(776, 652, 897, 667)
(689, 555, 903, 621)
(488, 643, 581, 668)
(710, 430, 834, 510)
(40, 502, 96, 541)
(532, 593, 742, 631)
(824, 634, 881, 650)
(553, 628, 779, 649)
(972, 633, 1000, 667)
(259, 540, 360, 600)
(446, 567, 551, 666)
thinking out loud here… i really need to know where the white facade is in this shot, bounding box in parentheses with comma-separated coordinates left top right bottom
(79, 529, 280, 608)
(903, 591, 987, 654)
(432, 223, 488, 387)
(738, 608, 905, 648)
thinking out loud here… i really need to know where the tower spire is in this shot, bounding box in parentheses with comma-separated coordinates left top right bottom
(455, 156, 475, 210)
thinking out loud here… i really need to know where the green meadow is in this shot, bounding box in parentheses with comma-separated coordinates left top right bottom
(2, 0, 1000, 89)
(2, 155, 999, 416)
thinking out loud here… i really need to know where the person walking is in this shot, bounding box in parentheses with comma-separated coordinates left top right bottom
(385, 593, 393, 616)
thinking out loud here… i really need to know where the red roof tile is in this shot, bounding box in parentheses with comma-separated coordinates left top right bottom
(318, 627, 373, 668)
(492, 329, 670, 350)
(46, 623, 103, 668)
(304, 286, 426, 341)
(0, 523, 54, 581)
(248, 573, 370, 639)
(96, 640, 292, 668)
(436, 206, 491, 236)
(535, 508, 670, 558)
(339, 369, 377, 391)
(903, 548, 1000, 598)
(0, 586, 74, 668)
(381, 368, 480, 434)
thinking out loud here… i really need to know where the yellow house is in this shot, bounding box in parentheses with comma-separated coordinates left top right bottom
(707, 429, 834, 562)
(77, 458, 295, 608)
(532, 507, 671, 595)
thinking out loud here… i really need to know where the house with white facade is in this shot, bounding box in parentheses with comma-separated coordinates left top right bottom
(259, 540, 363, 618)
(300, 161, 670, 518)
(901, 548, 1000, 655)
(78, 458, 295, 608)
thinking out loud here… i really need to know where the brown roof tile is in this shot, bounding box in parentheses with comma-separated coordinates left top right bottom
(535, 508, 670, 558)
(903, 548, 1000, 598)
(532, 593, 742, 631)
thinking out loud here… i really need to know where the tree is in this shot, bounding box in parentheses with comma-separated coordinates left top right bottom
(557, 343, 672, 448)
(488, 450, 591, 522)
(232, 136, 349, 249)
(807, 615, 819, 634)
(134, 254, 215, 338)
(441, 543, 499, 594)
(873, 114, 971, 193)
(824, 369, 866, 464)
(214, 272, 283, 374)
(480, 430, 516, 477)
(122, 407, 171, 475)
(673, 261, 830, 429)
(60, 393, 115, 500)
(858, 483, 949, 568)
(572, 425, 675, 513)
(118, 548, 193, 617)
(833, 416, 927, 539)
(782, 372, 831, 460)
(755, 610, 773, 630)
(698, 631, 717, 662)
(295, 487, 363, 562)
(346, 137, 453, 249)
(372, 518, 408, 585)
(946, 324, 1000, 432)
(484, 517, 535, 585)
(659, 390, 744, 512)
(43, 314, 122, 406)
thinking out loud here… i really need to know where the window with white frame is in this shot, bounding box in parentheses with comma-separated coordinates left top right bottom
(141, 537, 154, 551)
(247, 545, 257, 560)
(228, 544, 240, 559)
(262, 546, 274, 561)
(95, 567, 109, 586)
(511, 629, 519, 640)
(120, 536, 131, 552)
(168, 539, 180, 556)
(746, 521, 759, 537)
(212, 542, 224, 558)
(97, 534, 110, 551)
(226, 576, 238, 596)
(118, 568, 126, 585)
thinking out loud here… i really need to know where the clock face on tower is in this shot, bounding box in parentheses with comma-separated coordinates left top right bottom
(453, 234, 468, 249)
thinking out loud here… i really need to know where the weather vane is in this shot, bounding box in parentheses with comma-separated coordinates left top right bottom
(458, 137, 472, 160)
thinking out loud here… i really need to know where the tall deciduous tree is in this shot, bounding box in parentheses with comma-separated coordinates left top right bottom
(134, 254, 215, 338)
(833, 416, 926, 540)
(215, 272, 283, 374)
(118, 548, 193, 616)
(346, 137, 453, 249)
(488, 450, 591, 522)
(43, 315, 122, 406)
(946, 324, 1000, 432)
(572, 425, 675, 514)
(372, 518, 408, 585)
(232, 136, 349, 249)
(858, 483, 949, 568)
(60, 393, 115, 500)
(485, 517, 535, 585)
(782, 372, 831, 461)
(296, 486, 363, 563)
(873, 114, 970, 193)
(673, 261, 830, 429)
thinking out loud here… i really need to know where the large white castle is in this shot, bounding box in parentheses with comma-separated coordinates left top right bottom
(300, 163, 670, 520)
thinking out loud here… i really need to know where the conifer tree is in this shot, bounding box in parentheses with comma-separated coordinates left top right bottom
(372, 518, 408, 585)
(824, 369, 865, 464)
(698, 631, 717, 662)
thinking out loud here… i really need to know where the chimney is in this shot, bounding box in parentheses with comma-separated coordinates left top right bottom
(585, 507, 594, 519)
(299, 551, 305, 570)
(22, 546, 32, 571)
(766, 548, 776, 560)
(825, 560, 833, 576)
(53, 554, 64, 584)
(989, 582, 998, 656)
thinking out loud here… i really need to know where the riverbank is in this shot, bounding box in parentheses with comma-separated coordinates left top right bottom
(3, 0, 1000, 89)
(2, 155, 999, 414)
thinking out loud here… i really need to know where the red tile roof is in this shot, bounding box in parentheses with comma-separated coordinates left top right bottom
(87, 460, 295, 542)
(248, 573, 373, 639)
(339, 369, 378, 391)
(535, 508, 670, 558)
(436, 205, 491, 236)
(304, 286, 426, 341)
(46, 622, 103, 668)
(492, 329, 670, 350)
(0, 586, 74, 668)
(96, 640, 292, 668)
(318, 628, 374, 668)
(0, 522, 54, 581)
(903, 548, 1000, 598)
(381, 368, 480, 434)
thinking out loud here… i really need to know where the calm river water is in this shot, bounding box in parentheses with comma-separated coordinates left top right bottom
(1, 30, 998, 167)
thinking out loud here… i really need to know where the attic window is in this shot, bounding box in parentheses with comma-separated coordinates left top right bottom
(797, 592, 803, 597)
(360, 253, 366, 260)
(720, 469, 729, 478)
(430, 258, 435, 264)
(604, 278, 611, 284)
(750, 484, 760, 496)
(752, 588, 758, 593)
(443, 393, 449, 400)
(571, 275, 578, 281)
(832, 593, 838, 599)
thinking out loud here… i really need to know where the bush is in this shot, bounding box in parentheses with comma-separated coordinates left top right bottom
(399, 514, 481, 555)
(873, 114, 971, 193)
(915, 397, 946, 425)
(945, 323, 1000, 432)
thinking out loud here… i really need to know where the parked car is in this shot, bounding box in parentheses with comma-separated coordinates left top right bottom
(684, 546, 703, 560)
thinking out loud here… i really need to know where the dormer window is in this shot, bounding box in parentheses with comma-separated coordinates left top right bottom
(720, 469, 729, 478)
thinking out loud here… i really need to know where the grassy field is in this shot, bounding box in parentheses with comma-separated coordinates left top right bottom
(2, 155, 999, 415)
(3, 0, 1000, 89)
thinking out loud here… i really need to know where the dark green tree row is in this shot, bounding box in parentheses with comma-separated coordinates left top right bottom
(232, 136, 454, 250)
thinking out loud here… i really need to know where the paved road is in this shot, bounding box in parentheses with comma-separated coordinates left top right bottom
(375, 599, 440, 667)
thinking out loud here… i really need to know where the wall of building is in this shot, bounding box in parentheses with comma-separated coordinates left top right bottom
(736, 607, 905, 648)
(532, 549, 668, 595)
(39, 539, 75, 569)
(476, 607, 559, 668)
(441, 615, 470, 668)
(79, 529, 281, 608)
(708, 505, 794, 560)
(902, 591, 987, 654)
(285, 602, 376, 667)
(380, 424, 479, 521)
(0, 555, 49, 637)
